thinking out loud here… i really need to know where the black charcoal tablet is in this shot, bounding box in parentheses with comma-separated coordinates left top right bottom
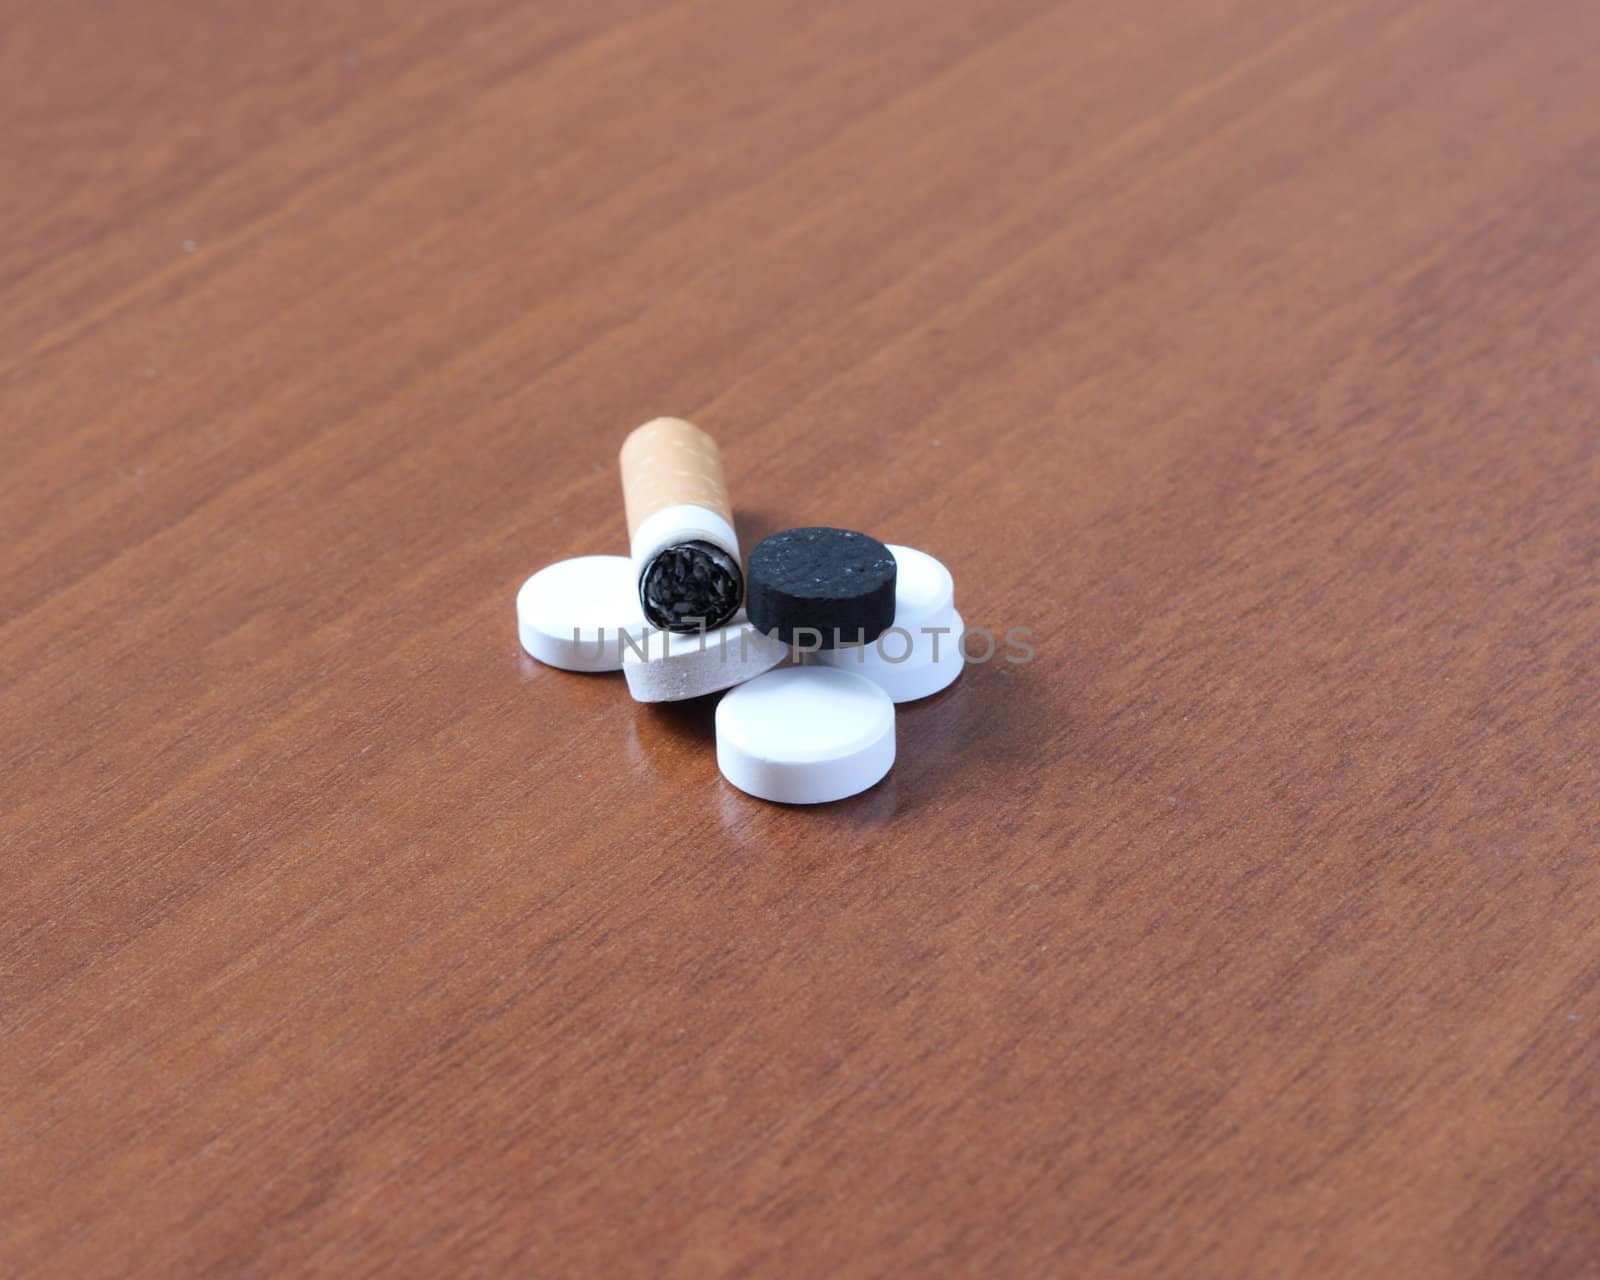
(745, 527, 898, 648)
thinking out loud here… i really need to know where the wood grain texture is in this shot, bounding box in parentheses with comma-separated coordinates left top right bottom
(3, 0, 1598, 1275)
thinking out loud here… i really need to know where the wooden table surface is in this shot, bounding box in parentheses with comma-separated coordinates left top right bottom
(4, 1, 1598, 1275)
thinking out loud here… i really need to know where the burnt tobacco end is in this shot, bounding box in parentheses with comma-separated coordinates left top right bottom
(639, 540, 744, 632)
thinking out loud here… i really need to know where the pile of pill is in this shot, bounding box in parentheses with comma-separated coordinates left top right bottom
(516, 418, 964, 804)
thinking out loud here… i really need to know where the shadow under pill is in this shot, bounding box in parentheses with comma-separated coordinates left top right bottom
(646, 695, 719, 743)
(623, 694, 721, 782)
(711, 770, 900, 830)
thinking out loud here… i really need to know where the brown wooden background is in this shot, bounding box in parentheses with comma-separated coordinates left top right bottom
(3, 0, 1598, 1275)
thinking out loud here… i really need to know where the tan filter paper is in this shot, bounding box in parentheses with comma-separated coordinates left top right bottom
(620, 417, 734, 540)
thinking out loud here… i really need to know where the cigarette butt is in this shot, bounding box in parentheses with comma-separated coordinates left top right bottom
(620, 417, 744, 632)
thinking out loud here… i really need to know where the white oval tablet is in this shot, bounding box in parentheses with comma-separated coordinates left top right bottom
(809, 545, 964, 702)
(715, 666, 895, 804)
(516, 555, 646, 673)
(623, 611, 787, 702)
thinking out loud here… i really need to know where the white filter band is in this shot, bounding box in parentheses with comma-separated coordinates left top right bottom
(629, 502, 740, 576)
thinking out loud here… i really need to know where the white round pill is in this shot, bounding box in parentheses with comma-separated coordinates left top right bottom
(884, 543, 954, 624)
(715, 666, 895, 804)
(809, 545, 964, 702)
(816, 608, 966, 702)
(622, 611, 787, 702)
(516, 555, 646, 673)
